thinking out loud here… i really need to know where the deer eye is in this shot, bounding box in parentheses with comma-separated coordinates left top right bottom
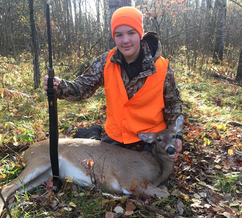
(157, 138, 162, 142)
(172, 135, 176, 139)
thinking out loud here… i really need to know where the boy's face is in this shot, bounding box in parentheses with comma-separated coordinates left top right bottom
(114, 25, 141, 64)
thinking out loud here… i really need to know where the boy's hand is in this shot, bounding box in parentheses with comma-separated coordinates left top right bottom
(43, 75, 60, 95)
(170, 139, 182, 161)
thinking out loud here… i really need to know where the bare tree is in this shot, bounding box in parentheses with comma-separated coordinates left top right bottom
(0, 0, 241, 81)
(236, 49, 242, 83)
(103, 0, 110, 50)
(230, 1, 242, 83)
(29, 0, 40, 89)
(213, 0, 227, 63)
(108, 0, 132, 48)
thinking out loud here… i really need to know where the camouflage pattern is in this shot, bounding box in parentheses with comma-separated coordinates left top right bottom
(56, 32, 183, 137)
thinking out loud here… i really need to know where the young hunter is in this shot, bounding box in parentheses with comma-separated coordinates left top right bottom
(43, 6, 183, 160)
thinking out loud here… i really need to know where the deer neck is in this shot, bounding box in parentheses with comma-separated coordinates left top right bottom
(152, 147, 175, 183)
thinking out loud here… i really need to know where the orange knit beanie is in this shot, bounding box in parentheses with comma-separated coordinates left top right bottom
(111, 6, 143, 39)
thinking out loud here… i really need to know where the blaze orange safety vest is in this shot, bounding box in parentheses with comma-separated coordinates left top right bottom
(104, 48, 169, 144)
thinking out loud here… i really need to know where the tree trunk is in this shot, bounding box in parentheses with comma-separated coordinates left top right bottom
(29, 0, 40, 89)
(103, 0, 109, 50)
(78, 0, 82, 57)
(108, 0, 132, 49)
(213, 0, 226, 63)
(184, 1, 190, 68)
(236, 49, 242, 83)
(96, 0, 101, 51)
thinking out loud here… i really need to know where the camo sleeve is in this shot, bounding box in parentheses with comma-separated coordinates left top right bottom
(56, 51, 109, 101)
(163, 65, 183, 136)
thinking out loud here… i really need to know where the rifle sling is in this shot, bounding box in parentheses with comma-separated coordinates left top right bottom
(47, 77, 59, 181)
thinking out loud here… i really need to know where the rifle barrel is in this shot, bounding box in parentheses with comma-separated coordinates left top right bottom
(46, 4, 52, 70)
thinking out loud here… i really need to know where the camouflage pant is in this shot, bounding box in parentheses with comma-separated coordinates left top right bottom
(73, 125, 154, 152)
(101, 131, 153, 152)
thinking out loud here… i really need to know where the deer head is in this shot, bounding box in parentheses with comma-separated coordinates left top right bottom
(138, 114, 184, 159)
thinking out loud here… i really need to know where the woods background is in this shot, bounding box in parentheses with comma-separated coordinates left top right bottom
(1, 1, 242, 217)
(0, 0, 241, 88)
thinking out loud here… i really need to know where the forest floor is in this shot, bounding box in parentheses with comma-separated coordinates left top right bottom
(0, 53, 242, 217)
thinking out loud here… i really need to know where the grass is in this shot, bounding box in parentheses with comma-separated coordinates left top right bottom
(0, 53, 242, 217)
(213, 172, 242, 193)
(178, 70, 242, 126)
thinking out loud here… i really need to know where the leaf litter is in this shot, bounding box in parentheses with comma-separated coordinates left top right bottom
(0, 56, 242, 217)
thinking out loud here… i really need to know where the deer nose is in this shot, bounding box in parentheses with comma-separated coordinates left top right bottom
(166, 146, 176, 156)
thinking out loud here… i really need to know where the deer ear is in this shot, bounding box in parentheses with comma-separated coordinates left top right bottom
(137, 133, 156, 143)
(174, 114, 184, 134)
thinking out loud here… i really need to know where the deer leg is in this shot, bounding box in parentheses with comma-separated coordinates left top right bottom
(141, 183, 170, 198)
(0, 165, 51, 214)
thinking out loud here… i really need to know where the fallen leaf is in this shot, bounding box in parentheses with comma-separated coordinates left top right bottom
(86, 159, 94, 169)
(121, 195, 127, 204)
(132, 178, 139, 185)
(177, 198, 185, 215)
(45, 191, 54, 199)
(114, 206, 124, 213)
(64, 206, 73, 212)
(217, 124, 226, 131)
(215, 164, 222, 169)
(49, 196, 59, 209)
(228, 149, 234, 156)
(140, 181, 148, 189)
(130, 184, 138, 192)
(105, 212, 115, 218)
(222, 212, 232, 218)
(124, 210, 133, 216)
(45, 177, 53, 191)
(69, 202, 76, 208)
(65, 177, 73, 183)
(126, 201, 136, 211)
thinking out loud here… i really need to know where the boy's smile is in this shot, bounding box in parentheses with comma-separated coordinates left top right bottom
(114, 25, 141, 64)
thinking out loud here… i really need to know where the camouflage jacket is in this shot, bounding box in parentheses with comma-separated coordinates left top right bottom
(56, 32, 183, 137)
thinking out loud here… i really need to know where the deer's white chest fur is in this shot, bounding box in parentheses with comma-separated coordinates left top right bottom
(59, 156, 92, 186)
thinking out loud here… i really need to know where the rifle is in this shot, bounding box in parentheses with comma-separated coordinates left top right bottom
(46, 4, 62, 191)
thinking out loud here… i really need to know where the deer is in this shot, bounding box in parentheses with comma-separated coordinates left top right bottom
(0, 115, 183, 215)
